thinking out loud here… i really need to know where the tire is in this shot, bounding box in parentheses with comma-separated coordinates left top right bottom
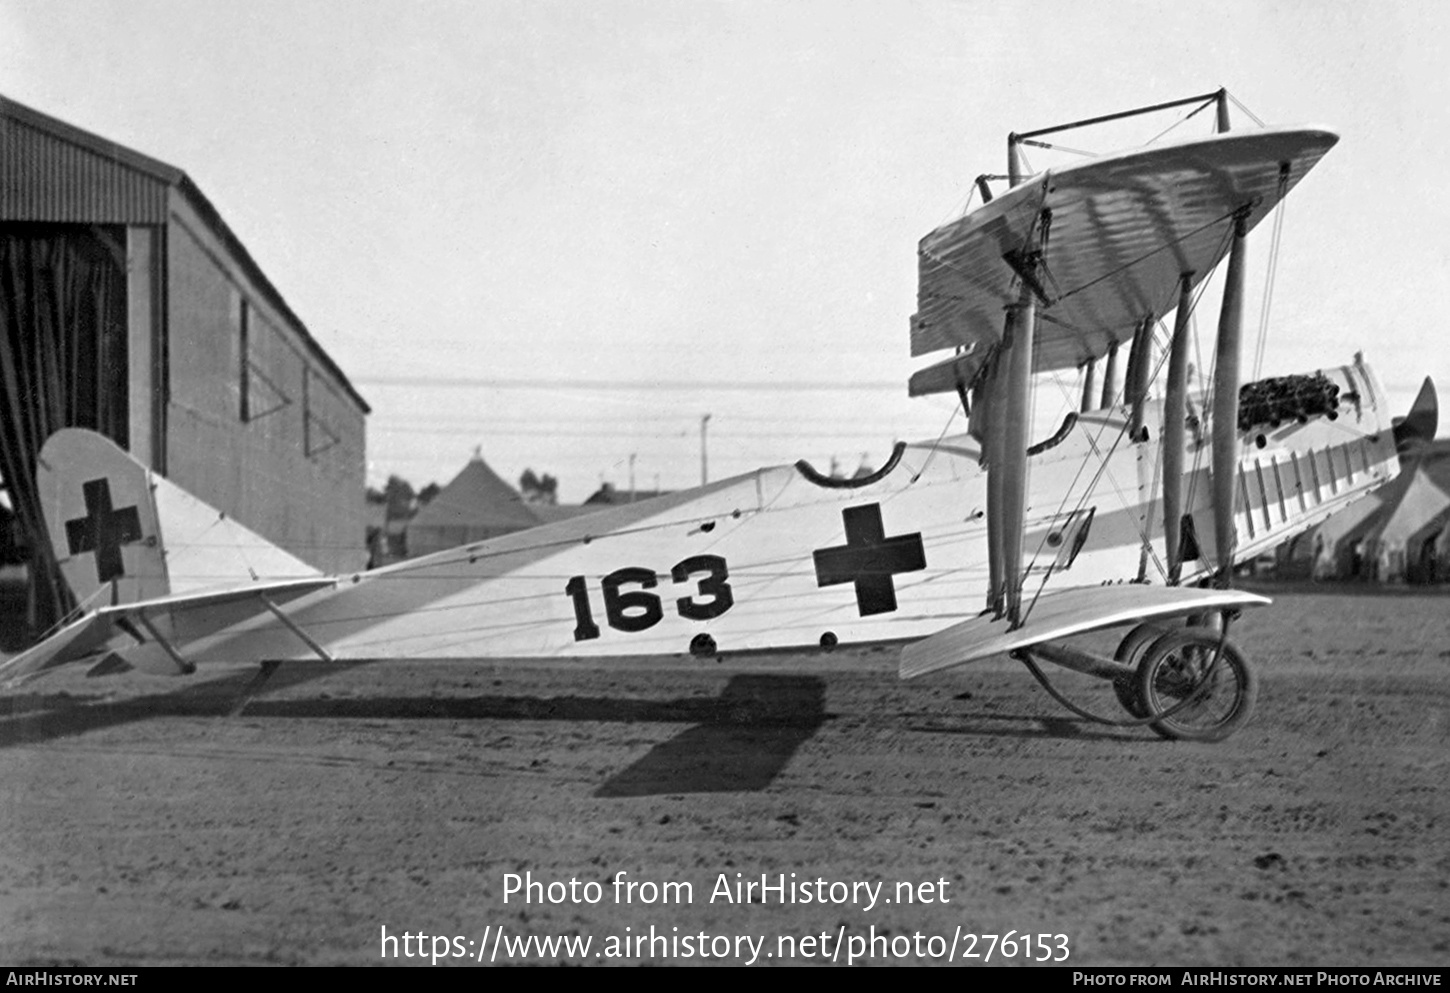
(1112, 622, 1170, 719)
(1135, 629, 1257, 742)
(1115, 622, 1170, 665)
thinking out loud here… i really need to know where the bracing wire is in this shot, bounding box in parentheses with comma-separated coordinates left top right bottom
(1142, 95, 1218, 146)
(910, 402, 964, 484)
(1252, 171, 1291, 381)
(1225, 92, 1267, 128)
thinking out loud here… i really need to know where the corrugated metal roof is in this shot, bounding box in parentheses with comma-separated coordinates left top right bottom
(0, 96, 176, 223)
(0, 94, 369, 415)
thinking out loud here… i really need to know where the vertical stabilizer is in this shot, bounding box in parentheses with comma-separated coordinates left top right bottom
(148, 471, 323, 594)
(39, 429, 170, 607)
(38, 429, 322, 608)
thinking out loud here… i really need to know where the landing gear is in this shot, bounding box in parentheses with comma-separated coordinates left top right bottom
(1004, 604, 1260, 742)
(1134, 629, 1257, 742)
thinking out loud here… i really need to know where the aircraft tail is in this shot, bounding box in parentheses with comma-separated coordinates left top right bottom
(39, 429, 322, 609)
(1392, 377, 1438, 451)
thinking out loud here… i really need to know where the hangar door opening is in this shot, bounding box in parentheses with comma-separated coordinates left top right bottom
(0, 222, 129, 635)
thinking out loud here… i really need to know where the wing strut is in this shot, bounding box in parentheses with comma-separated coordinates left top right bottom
(1161, 273, 1195, 582)
(1126, 316, 1155, 440)
(1098, 341, 1120, 410)
(1079, 359, 1097, 413)
(259, 594, 335, 662)
(1211, 210, 1251, 584)
(133, 609, 196, 675)
(1000, 268, 1038, 628)
(984, 327, 1009, 614)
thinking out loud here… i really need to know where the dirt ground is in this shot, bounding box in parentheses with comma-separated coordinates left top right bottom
(0, 585, 1445, 967)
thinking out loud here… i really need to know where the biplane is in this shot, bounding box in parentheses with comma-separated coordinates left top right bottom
(1, 91, 1433, 742)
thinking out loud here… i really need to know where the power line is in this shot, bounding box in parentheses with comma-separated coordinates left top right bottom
(373, 424, 921, 440)
(356, 375, 906, 392)
(376, 409, 947, 427)
(371, 451, 870, 467)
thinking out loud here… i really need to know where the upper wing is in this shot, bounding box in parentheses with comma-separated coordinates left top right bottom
(910, 127, 1339, 376)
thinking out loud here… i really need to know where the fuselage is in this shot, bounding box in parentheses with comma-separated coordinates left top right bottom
(147, 359, 1397, 665)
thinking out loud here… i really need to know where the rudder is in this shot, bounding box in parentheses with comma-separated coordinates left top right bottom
(39, 429, 169, 608)
(38, 429, 322, 609)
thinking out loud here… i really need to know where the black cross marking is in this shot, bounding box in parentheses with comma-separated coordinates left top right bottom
(65, 478, 143, 583)
(812, 503, 926, 617)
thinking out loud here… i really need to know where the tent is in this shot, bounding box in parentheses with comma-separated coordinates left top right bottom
(1279, 439, 1450, 583)
(405, 456, 540, 557)
(1360, 444, 1450, 582)
(1283, 491, 1385, 579)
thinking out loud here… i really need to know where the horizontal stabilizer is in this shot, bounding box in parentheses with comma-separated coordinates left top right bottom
(899, 585, 1271, 680)
(0, 611, 115, 686)
(103, 576, 337, 615)
(0, 577, 337, 686)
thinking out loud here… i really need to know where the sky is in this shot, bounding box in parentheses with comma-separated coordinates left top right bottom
(2, 0, 1447, 502)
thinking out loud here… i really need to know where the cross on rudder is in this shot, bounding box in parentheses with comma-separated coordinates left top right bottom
(64, 478, 143, 583)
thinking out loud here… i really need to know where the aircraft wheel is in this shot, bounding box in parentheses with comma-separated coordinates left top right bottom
(1112, 623, 1169, 718)
(1115, 622, 1169, 665)
(1135, 630, 1257, 743)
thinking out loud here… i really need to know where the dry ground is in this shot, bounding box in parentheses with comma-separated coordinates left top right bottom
(0, 586, 1446, 966)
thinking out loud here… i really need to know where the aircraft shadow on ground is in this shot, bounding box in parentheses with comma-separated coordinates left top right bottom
(910, 715, 1139, 742)
(903, 708, 1141, 742)
(0, 664, 1142, 793)
(593, 675, 827, 797)
(0, 665, 832, 796)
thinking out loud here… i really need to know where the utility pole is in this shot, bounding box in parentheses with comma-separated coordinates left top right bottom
(700, 414, 712, 485)
(629, 453, 637, 503)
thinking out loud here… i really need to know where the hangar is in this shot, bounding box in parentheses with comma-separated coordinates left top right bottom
(0, 95, 369, 632)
